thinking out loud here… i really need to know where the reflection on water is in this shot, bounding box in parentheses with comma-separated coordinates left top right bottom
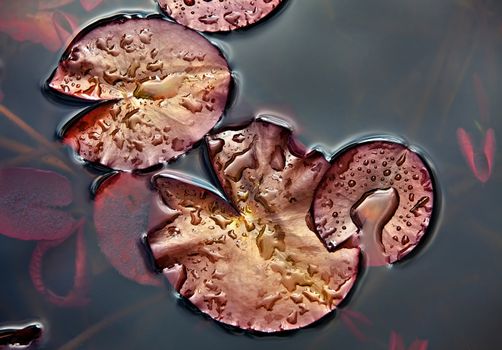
(0, 0, 501, 349)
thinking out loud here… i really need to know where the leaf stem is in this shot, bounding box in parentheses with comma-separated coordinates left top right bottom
(57, 293, 165, 350)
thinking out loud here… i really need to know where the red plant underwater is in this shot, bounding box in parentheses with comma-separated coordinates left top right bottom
(389, 331, 428, 350)
(0, 0, 104, 52)
(456, 74, 497, 183)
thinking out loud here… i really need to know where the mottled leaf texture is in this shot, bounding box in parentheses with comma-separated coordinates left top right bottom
(147, 118, 359, 332)
(94, 172, 160, 286)
(314, 141, 434, 265)
(49, 16, 231, 170)
(0, 168, 75, 241)
(158, 0, 283, 32)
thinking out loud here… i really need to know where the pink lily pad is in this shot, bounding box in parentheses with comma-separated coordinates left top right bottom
(93, 172, 160, 286)
(157, 0, 283, 32)
(313, 141, 434, 265)
(49, 16, 231, 171)
(0, 167, 76, 241)
(147, 118, 359, 332)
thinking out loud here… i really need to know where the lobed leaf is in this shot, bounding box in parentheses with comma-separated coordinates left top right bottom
(147, 118, 359, 332)
(313, 141, 434, 265)
(93, 172, 161, 286)
(157, 0, 283, 32)
(49, 16, 231, 170)
(0, 167, 75, 241)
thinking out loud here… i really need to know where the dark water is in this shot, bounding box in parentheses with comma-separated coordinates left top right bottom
(1, 0, 501, 349)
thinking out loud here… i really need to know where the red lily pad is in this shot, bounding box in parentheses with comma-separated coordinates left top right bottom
(0, 167, 75, 241)
(157, 0, 283, 32)
(93, 172, 160, 286)
(313, 141, 434, 265)
(49, 16, 231, 171)
(147, 118, 359, 332)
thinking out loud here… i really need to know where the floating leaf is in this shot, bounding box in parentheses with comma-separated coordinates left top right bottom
(457, 128, 496, 183)
(313, 141, 434, 265)
(94, 172, 160, 286)
(49, 16, 231, 170)
(0, 168, 76, 241)
(157, 0, 283, 32)
(147, 119, 359, 332)
(29, 220, 89, 307)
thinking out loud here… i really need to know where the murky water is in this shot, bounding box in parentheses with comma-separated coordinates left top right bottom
(1, 0, 501, 348)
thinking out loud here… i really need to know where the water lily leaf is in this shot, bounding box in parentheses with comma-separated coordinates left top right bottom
(49, 16, 231, 171)
(94, 172, 161, 286)
(0, 167, 75, 241)
(147, 119, 359, 332)
(313, 141, 434, 265)
(157, 0, 283, 32)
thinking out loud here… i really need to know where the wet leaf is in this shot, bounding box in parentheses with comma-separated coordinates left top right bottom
(313, 141, 434, 265)
(94, 172, 160, 286)
(457, 128, 496, 183)
(29, 220, 89, 307)
(49, 16, 231, 171)
(157, 0, 283, 32)
(0, 167, 76, 241)
(147, 119, 359, 332)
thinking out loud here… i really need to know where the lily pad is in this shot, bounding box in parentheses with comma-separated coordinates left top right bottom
(0, 167, 75, 241)
(49, 16, 231, 171)
(94, 172, 160, 286)
(157, 0, 283, 32)
(313, 141, 434, 265)
(147, 118, 359, 332)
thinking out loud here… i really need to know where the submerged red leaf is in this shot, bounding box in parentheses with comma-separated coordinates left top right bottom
(80, 0, 103, 12)
(29, 220, 89, 307)
(49, 16, 231, 170)
(94, 172, 160, 286)
(313, 141, 434, 265)
(158, 0, 283, 32)
(147, 118, 359, 332)
(339, 309, 372, 342)
(0, 1, 78, 52)
(389, 331, 428, 350)
(0, 168, 76, 241)
(457, 128, 496, 183)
